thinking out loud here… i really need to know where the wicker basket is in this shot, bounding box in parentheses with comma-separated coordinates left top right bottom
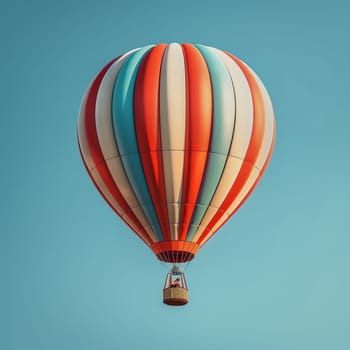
(163, 287, 188, 306)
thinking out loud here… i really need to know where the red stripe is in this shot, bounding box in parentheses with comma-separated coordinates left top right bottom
(78, 139, 150, 246)
(178, 44, 213, 241)
(197, 53, 267, 246)
(133, 44, 171, 241)
(82, 57, 154, 245)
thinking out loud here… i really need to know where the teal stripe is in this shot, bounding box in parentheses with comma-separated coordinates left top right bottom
(112, 46, 163, 241)
(186, 45, 236, 241)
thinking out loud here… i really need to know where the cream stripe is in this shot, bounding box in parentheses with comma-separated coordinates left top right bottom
(215, 49, 254, 158)
(78, 86, 151, 245)
(246, 65, 275, 170)
(159, 43, 186, 240)
(78, 82, 95, 170)
(95, 49, 138, 160)
(199, 65, 275, 245)
(95, 49, 158, 243)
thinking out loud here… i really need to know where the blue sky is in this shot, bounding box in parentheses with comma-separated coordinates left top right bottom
(2, 0, 350, 349)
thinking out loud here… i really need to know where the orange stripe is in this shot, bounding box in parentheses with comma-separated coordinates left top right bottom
(151, 241, 200, 255)
(197, 53, 267, 246)
(134, 44, 171, 241)
(78, 138, 151, 246)
(178, 43, 213, 240)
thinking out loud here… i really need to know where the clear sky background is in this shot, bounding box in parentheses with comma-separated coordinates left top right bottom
(2, 0, 350, 349)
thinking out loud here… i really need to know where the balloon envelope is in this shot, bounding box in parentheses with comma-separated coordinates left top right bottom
(78, 43, 275, 263)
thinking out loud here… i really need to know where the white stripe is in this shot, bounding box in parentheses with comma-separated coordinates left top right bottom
(78, 81, 96, 171)
(246, 64, 275, 170)
(215, 49, 254, 159)
(95, 49, 158, 243)
(77, 85, 151, 245)
(159, 43, 187, 240)
(95, 49, 138, 161)
(199, 63, 275, 246)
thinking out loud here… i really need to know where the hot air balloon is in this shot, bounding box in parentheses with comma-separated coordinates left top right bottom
(78, 43, 275, 306)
